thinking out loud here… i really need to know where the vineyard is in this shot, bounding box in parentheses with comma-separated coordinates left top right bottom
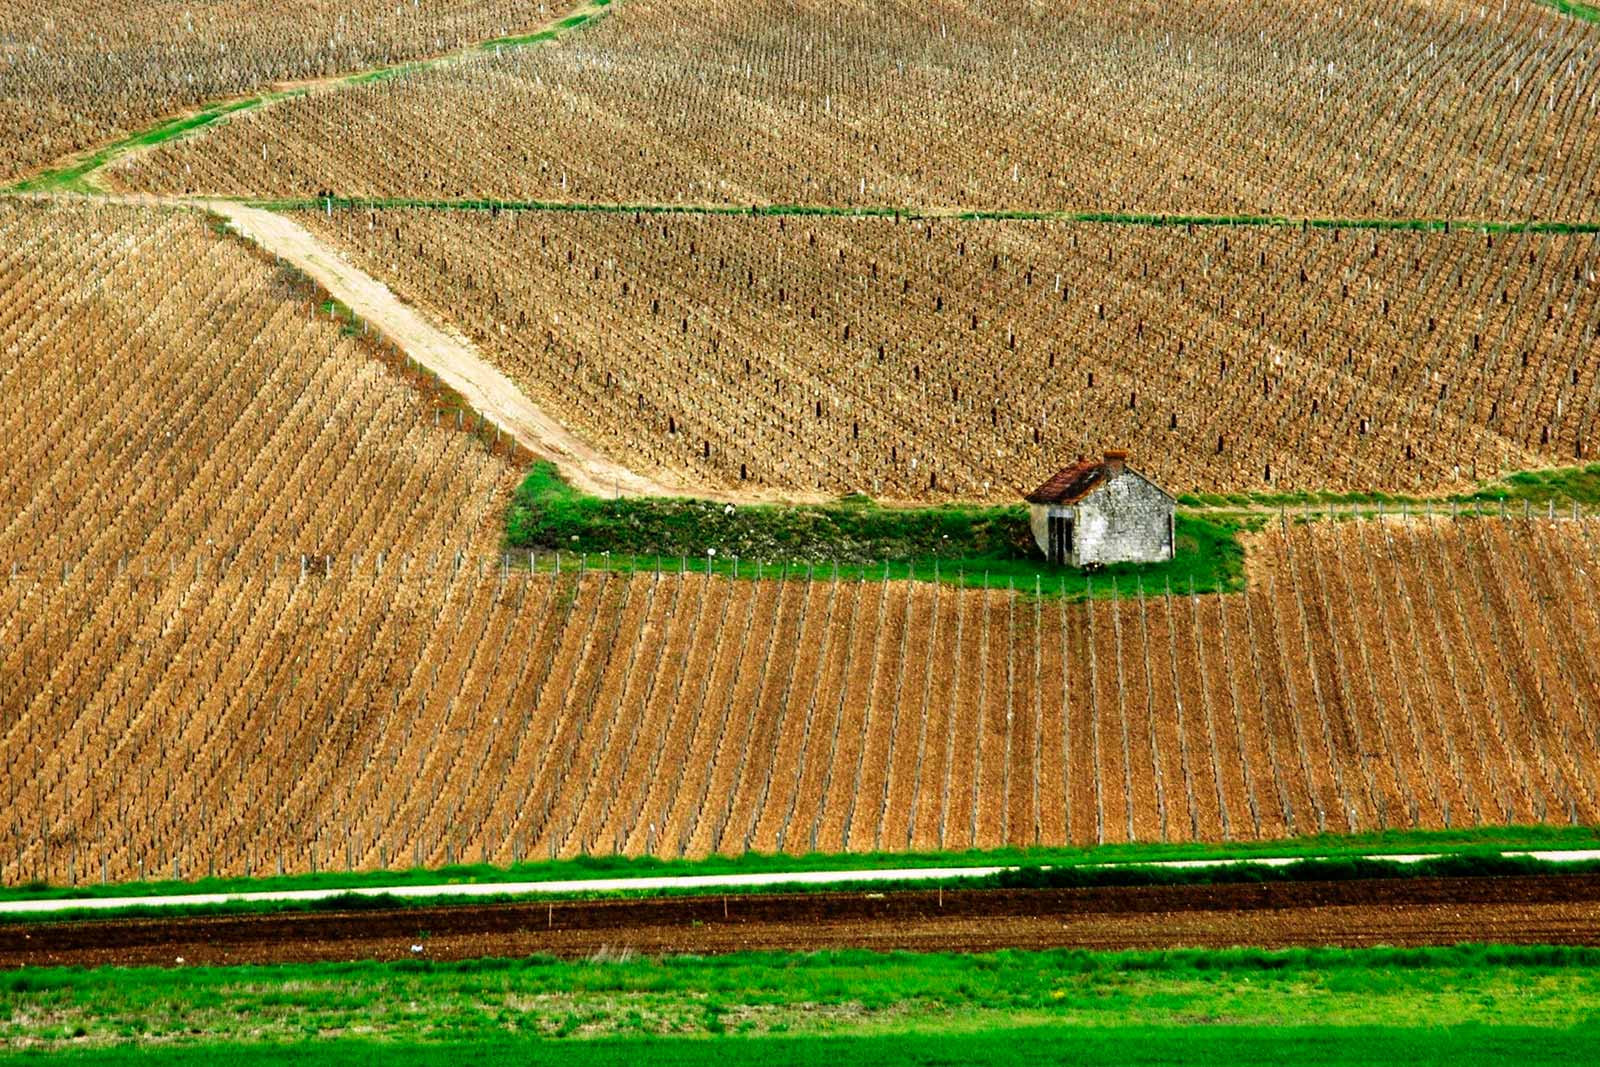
(0, 0, 578, 186)
(5, 513, 1600, 884)
(103, 0, 1600, 220)
(9, 0, 1600, 899)
(280, 208, 1600, 499)
(0, 196, 521, 568)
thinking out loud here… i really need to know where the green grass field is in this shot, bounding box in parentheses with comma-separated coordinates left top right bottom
(3, 947, 1598, 1061)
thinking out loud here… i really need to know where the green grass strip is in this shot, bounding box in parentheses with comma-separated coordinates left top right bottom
(481, 0, 613, 48)
(268, 194, 1600, 234)
(3, 2, 613, 194)
(1452, 463, 1600, 506)
(1175, 463, 1600, 509)
(3, 823, 1593, 905)
(10, 96, 286, 193)
(4, 946, 1600, 1059)
(1539, 0, 1600, 24)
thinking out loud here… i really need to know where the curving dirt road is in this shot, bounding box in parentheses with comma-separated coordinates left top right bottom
(6, 876, 1599, 968)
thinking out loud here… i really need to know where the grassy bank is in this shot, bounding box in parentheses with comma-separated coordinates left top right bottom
(3, 824, 1594, 906)
(14, 1027, 1597, 1066)
(504, 462, 1248, 596)
(3, 946, 1598, 1059)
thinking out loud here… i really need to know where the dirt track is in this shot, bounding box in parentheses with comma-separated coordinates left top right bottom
(206, 201, 673, 500)
(5, 876, 1599, 968)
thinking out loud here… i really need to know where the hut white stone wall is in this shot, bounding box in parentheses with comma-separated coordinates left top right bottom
(1025, 451, 1176, 567)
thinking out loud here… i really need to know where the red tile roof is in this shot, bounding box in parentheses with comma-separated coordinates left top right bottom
(1024, 458, 1107, 504)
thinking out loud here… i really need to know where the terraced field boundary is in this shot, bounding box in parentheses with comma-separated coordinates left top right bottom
(11, 98, 298, 194)
(4, 0, 616, 195)
(255, 195, 1600, 234)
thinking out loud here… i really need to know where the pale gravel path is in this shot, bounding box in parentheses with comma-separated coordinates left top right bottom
(5, 849, 1598, 916)
(209, 200, 673, 500)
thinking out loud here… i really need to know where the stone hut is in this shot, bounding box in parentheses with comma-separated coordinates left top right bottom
(1024, 451, 1176, 566)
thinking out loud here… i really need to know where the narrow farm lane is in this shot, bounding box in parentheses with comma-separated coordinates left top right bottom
(6, 875, 1600, 967)
(209, 200, 671, 499)
(5, 850, 1600, 917)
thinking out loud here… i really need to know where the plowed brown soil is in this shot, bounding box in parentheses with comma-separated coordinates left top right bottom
(6, 875, 1599, 969)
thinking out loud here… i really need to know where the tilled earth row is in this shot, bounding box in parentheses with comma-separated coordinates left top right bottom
(4, 875, 1599, 967)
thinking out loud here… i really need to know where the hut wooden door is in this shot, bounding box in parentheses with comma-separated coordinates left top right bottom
(1048, 514, 1073, 564)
